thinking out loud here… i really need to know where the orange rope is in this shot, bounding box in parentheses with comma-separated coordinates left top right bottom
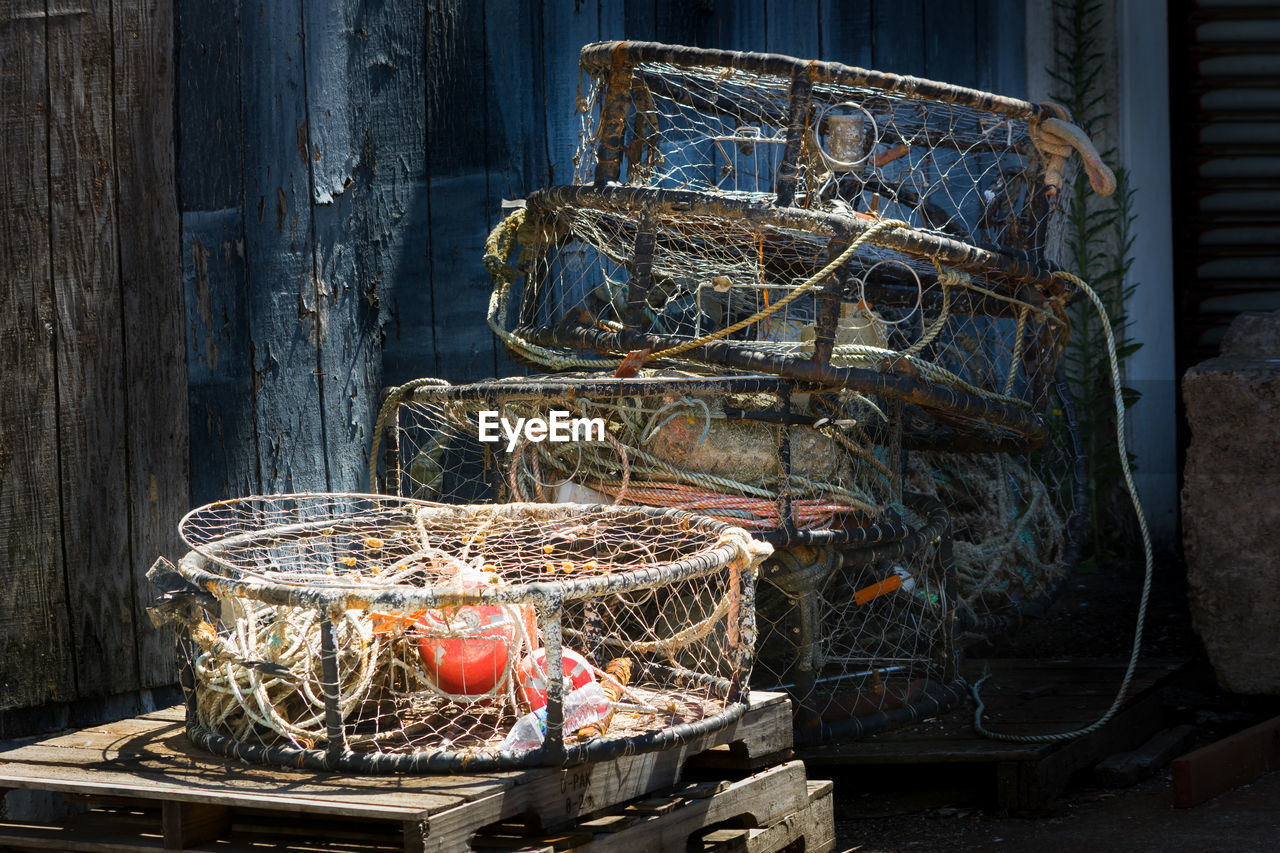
(583, 480, 867, 530)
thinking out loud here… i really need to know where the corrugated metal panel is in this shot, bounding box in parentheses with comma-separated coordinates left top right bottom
(1172, 0, 1280, 372)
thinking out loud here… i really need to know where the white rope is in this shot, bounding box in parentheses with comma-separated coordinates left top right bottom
(972, 271, 1153, 743)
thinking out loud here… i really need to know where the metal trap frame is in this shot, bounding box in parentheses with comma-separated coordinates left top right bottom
(370, 371, 911, 549)
(574, 41, 1114, 264)
(753, 493, 965, 745)
(486, 185, 1073, 453)
(149, 495, 771, 773)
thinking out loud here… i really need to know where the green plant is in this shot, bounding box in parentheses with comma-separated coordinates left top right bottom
(1049, 0, 1143, 569)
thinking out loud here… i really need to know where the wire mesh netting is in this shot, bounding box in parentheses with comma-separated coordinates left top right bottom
(752, 494, 964, 744)
(487, 186, 1072, 451)
(907, 372, 1086, 643)
(371, 372, 907, 548)
(573, 42, 1114, 264)
(148, 494, 772, 772)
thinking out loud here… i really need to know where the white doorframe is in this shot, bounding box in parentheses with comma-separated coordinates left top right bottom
(1025, 0, 1179, 545)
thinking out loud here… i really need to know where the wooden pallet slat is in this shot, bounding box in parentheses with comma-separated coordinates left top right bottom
(0, 692, 799, 852)
(1171, 713, 1280, 808)
(160, 801, 229, 849)
(799, 658, 1188, 812)
(470, 762, 821, 853)
(697, 779, 835, 853)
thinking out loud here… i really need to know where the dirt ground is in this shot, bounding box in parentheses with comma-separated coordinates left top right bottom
(834, 770, 1280, 853)
(823, 554, 1280, 852)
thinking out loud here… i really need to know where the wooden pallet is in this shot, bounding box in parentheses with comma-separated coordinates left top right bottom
(0, 692, 796, 852)
(800, 657, 1188, 812)
(469, 763, 834, 853)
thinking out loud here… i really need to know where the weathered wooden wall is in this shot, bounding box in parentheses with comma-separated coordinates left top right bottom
(178, 0, 1027, 508)
(0, 0, 187, 715)
(0, 0, 1028, 721)
(0, 0, 1027, 719)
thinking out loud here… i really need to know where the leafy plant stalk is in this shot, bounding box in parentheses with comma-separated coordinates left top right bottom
(1049, 0, 1143, 568)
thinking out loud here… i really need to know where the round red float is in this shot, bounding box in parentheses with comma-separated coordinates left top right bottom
(414, 572, 536, 697)
(516, 647, 596, 712)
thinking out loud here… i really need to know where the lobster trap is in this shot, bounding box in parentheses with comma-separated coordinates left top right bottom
(574, 41, 1114, 263)
(371, 371, 908, 548)
(148, 494, 771, 772)
(488, 185, 1073, 452)
(908, 371, 1086, 643)
(752, 494, 964, 745)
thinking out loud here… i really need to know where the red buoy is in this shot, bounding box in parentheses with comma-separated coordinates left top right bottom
(414, 572, 536, 697)
(516, 647, 596, 712)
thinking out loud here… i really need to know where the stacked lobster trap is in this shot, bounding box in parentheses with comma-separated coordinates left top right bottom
(370, 372, 961, 745)
(149, 494, 770, 771)
(480, 41, 1111, 738)
(151, 41, 1110, 763)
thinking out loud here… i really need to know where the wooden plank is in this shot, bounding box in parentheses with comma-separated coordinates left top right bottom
(161, 800, 230, 848)
(484, 0, 545, 378)
(1172, 714, 1280, 808)
(0, 0, 78, 710)
(178, 0, 259, 504)
(423, 694, 793, 850)
(0, 714, 518, 812)
(654, 0, 713, 47)
(304, 0, 382, 491)
(766, 0, 820, 59)
(0, 747, 509, 811)
(999, 676, 1170, 811)
(182, 209, 258, 504)
(356, 0, 432, 391)
(598, 6, 627, 53)
(708, 0, 766, 53)
(801, 737, 1050, 765)
(427, 0, 497, 383)
(975, 0, 1027, 98)
(240, 0, 327, 493)
(542, 0, 602, 187)
(0, 809, 167, 853)
(586, 762, 810, 852)
(472, 762, 810, 853)
(924, 0, 978, 87)
(0, 764, 462, 821)
(624, 0, 657, 42)
(48, 0, 140, 698)
(112, 0, 187, 690)
(0, 692, 791, 848)
(871, 0, 925, 76)
(699, 779, 835, 853)
(137, 705, 184, 722)
(818, 0, 874, 67)
(481, 3, 543, 282)
(1094, 724, 1198, 788)
(0, 804, 417, 852)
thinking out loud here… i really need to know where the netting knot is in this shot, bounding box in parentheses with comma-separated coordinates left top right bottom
(1030, 102, 1116, 197)
(715, 527, 774, 574)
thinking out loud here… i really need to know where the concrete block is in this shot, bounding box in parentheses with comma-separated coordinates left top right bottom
(1182, 311, 1280, 695)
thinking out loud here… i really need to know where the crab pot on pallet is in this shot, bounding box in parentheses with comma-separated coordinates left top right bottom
(148, 495, 772, 772)
(908, 369, 1087, 644)
(752, 493, 965, 745)
(574, 42, 1115, 263)
(486, 185, 1075, 453)
(371, 372, 908, 549)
